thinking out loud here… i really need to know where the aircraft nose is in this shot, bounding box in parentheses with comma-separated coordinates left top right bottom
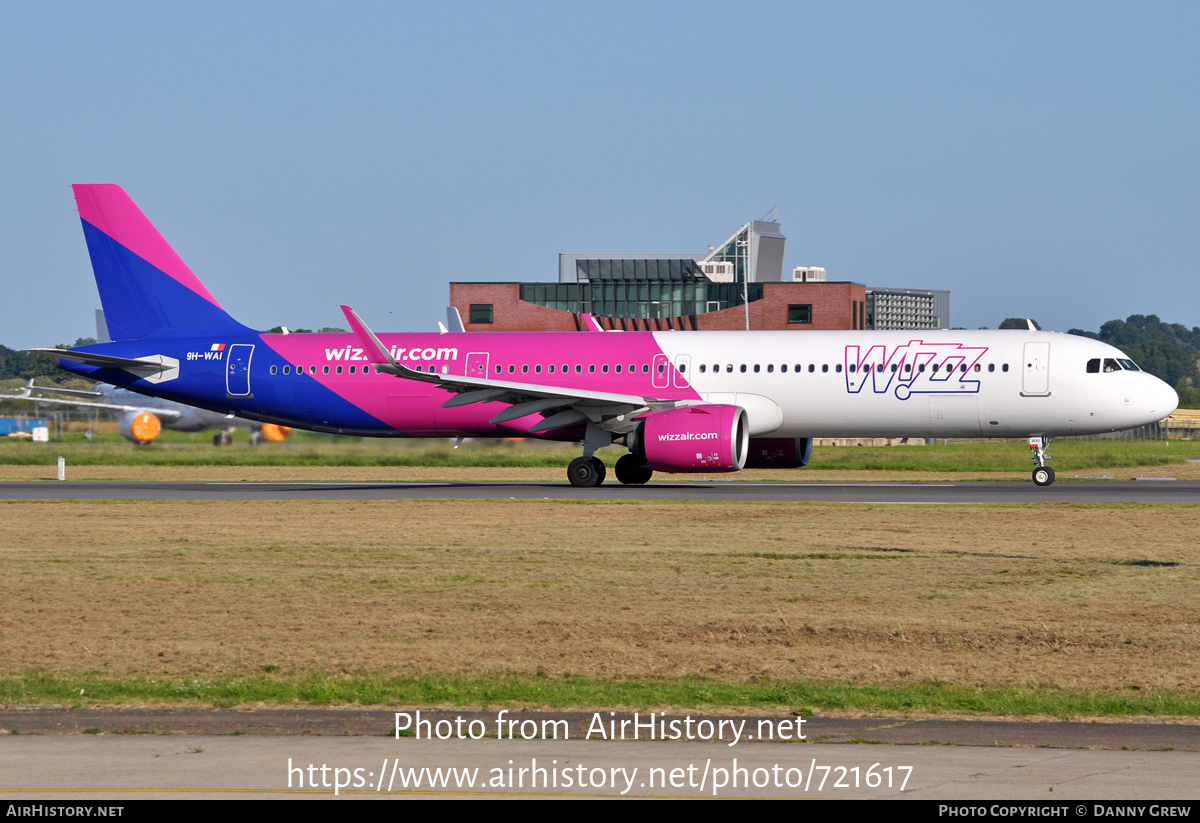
(1146, 377, 1179, 420)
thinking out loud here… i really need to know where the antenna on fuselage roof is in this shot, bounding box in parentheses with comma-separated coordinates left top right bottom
(1026, 319, 1038, 331)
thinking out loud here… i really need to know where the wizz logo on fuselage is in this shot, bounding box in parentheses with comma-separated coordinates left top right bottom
(844, 341, 988, 400)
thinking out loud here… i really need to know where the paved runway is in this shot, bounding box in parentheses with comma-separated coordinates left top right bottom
(2, 479, 1199, 502)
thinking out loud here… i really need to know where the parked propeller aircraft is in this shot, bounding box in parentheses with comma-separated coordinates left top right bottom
(2, 379, 290, 445)
(32, 184, 1177, 486)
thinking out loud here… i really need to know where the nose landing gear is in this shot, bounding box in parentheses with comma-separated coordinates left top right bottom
(1029, 436, 1055, 486)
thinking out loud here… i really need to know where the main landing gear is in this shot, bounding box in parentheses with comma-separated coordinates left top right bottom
(1029, 436, 1055, 486)
(615, 453, 653, 485)
(565, 422, 654, 487)
(568, 456, 606, 487)
(566, 454, 654, 487)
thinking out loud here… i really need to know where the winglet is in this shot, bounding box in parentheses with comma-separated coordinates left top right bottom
(340, 305, 441, 385)
(340, 305, 398, 369)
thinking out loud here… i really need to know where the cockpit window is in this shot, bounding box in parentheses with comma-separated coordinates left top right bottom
(1089, 358, 1140, 374)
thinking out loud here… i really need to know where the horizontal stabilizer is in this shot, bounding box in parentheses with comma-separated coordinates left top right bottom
(29, 349, 180, 383)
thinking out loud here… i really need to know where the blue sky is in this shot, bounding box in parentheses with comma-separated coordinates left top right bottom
(2, 1, 1196, 347)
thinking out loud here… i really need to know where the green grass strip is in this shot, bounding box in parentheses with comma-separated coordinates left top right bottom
(3, 673, 1198, 719)
(1, 437, 1197, 470)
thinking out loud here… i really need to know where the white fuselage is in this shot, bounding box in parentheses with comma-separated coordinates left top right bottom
(646, 329, 1176, 439)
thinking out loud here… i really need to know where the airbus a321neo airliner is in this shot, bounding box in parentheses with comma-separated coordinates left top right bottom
(34, 185, 1178, 488)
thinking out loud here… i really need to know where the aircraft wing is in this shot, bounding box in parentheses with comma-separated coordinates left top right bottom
(26, 384, 104, 399)
(0, 380, 36, 400)
(340, 306, 672, 433)
(15, 392, 184, 419)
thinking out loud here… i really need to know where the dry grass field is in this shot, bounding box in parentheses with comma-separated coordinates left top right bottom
(2, 459, 1200, 483)
(1, 499, 1198, 698)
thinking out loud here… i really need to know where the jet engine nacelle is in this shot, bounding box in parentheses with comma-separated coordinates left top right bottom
(631, 404, 749, 473)
(119, 410, 162, 443)
(744, 437, 813, 469)
(259, 424, 291, 442)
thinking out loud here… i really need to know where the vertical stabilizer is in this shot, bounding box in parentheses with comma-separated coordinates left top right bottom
(94, 309, 110, 343)
(72, 184, 252, 341)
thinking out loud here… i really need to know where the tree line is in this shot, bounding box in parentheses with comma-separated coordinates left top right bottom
(5, 317, 1199, 407)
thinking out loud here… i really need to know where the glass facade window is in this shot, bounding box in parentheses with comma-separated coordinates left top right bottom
(788, 304, 813, 324)
(520, 279, 763, 320)
(469, 304, 493, 324)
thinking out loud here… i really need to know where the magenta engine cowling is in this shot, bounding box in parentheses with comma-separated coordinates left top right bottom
(633, 404, 749, 473)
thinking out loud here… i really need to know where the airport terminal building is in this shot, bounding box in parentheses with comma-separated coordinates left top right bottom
(450, 217, 948, 332)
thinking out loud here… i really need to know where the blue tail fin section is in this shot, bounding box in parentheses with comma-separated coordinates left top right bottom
(73, 184, 253, 341)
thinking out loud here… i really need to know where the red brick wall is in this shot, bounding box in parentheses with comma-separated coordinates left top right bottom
(450, 283, 579, 332)
(450, 282, 866, 332)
